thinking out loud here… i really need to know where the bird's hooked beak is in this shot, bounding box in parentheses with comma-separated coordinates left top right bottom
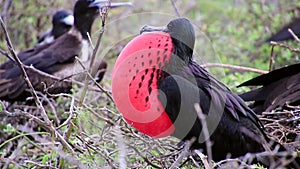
(140, 25, 168, 34)
(61, 15, 74, 26)
(89, 0, 133, 9)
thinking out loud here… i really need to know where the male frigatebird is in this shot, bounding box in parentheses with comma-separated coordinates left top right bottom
(112, 18, 300, 167)
(37, 10, 74, 46)
(266, 17, 300, 42)
(0, 0, 131, 101)
(239, 63, 300, 114)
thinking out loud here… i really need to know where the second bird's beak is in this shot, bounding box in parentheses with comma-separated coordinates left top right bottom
(89, 0, 133, 9)
(140, 25, 168, 34)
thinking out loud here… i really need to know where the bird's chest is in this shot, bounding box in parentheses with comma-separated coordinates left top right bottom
(53, 40, 91, 80)
(80, 40, 90, 62)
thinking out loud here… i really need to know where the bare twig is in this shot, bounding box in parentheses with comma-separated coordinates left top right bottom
(1, 0, 13, 23)
(24, 160, 59, 169)
(269, 42, 276, 71)
(194, 150, 212, 169)
(0, 130, 48, 149)
(74, 134, 117, 168)
(0, 47, 14, 61)
(194, 103, 212, 163)
(0, 16, 50, 124)
(288, 28, 300, 43)
(213, 158, 248, 168)
(170, 0, 181, 17)
(1, 108, 75, 153)
(201, 63, 268, 74)
(36, 90, 60, 124)
(75, 57, 113, 101)
(270, 41, 300, 54)
(269, 37, 300, 71)
(169, 138, 195, 169)
(127, 144, 162, 168)
(56, 94, 75, 130)
(115, 126, 127, 169)
(4, 139, 27, 168)
(47, 92, 115, 126)
(80, 0, 111, 104)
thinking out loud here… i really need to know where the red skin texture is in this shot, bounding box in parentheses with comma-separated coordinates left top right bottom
(112, 32, 175, 138)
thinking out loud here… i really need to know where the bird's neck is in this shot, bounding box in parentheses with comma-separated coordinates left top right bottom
(171, 38, 193, 64)
(68, 28, 91, 62)
(74, 16, 95, 40)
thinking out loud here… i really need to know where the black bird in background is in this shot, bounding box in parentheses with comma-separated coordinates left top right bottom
(0, 10, 74, 70)
(37, 10, 74, 46)
(266, 17, 300, 42)
(36, 9, 108, 83)
(112, 18, 300, 167)
(0, 0, 131, 101)
(238, 63, 300, 114)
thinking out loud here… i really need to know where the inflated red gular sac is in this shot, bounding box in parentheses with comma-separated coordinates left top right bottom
(112, 18, 300, 167)
(112, 31, 175, 138)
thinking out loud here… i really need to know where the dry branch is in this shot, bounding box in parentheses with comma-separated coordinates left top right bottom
(0, 16, 50, 124)
(79, 0, 112, 104)
(170, 0, 181, 17)
(202, 63, 268, 74)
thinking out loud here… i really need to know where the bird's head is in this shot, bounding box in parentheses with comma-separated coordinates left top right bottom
(74, 0, 132, 20)
(141, 18, 195, 63)
(73, 0, 132, 38)
(51, 10, 74, 38)
(52, 10, 74, 27)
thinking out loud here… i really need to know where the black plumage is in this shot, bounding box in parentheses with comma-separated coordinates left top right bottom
(37, 10, 74, 45)
(0, 0, 129, 101)
(141, 18, 299, 167)
(266, 17, 300, 42)
(238, 63, 300, 114)
(0, 10, 74, 70)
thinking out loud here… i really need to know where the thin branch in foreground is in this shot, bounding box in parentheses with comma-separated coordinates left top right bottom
(201, 63, 268, 74)
(0, 16, 50, 124)
(288, 28, 300, 44)
(194, 103, 212, 163)
(270, 41, 300, 54)
(115, 125, 127, 169)
(75, 57, 114, 102)
(24, 160, 59, 169)
(194, 150, 211, 169)
(0, 47, 15, 62)
(269, 42, 276, 71)
(169, 138, 195, 169)
(79, 0, 111, 104)
(269, 40, 300, 71)
(170, 0, 181, 17)
(127, 144, 162, 168)
(1, 108, 75, 153)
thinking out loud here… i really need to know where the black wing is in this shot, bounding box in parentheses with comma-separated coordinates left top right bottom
(37, 29, 52, 44)
(189, 61, 263, 128)
(0, 42, 53, 70)
(0, 33, 81, 100)
(158, 60, 268, 161)
(238, 63, 300, 87)
(266, 18, 300, 42)
(239, 63, 300, 113)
